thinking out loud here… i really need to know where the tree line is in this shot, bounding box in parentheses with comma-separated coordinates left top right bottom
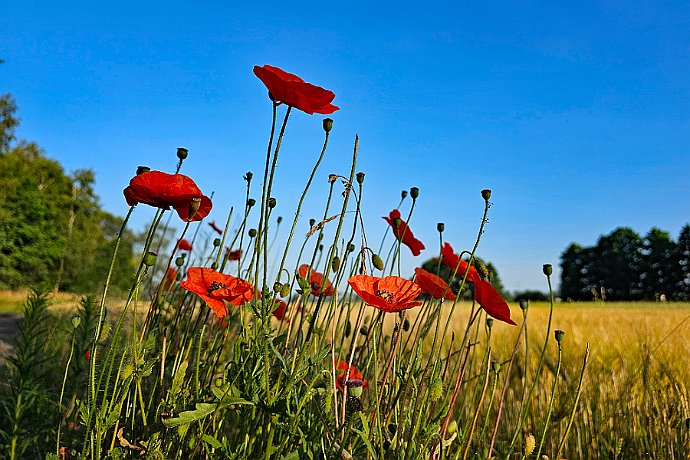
(0, 94, 140, 293)
(560, 226, 690, 301)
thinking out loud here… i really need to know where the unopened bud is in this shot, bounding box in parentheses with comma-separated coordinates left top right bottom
(176, 147, 188, 160)
(248, 228, 257, 238)
(543, 264, 553, 276)
(347, 243, 355, 253)
(136, 166, 150, 175)
(98, 323, 110, 342)
(492, 360, 501, 373)
(322, 118, 333, 133)
(344, 319, 352, 337)
(360, 325, 369, 336)
(277, 216, 282, 224)
(372, 254, 384, 271)
(273, 281, 282, 293)
(402, 317, 410, 331)
(268, 197, 276, 209)
(429, 377, 443, 401)
(410, 187, 419, 199)
(71, 315, 82, 329)
(554, 329, 565, 343)
(524, 434, 536, 456)
(213, 238, 221, 247)
(437, 222, 445, 233)
(481, 189, 492, 201)
(244, 171, 253, 183)
(143, 251, 157, 267)
(356, 172, 365, 184)
(175, 256, 185, 267)
(309, 218, 316, 227)
(318, 244, 323, 252)
(187, 197, 202, 221)
(247, 198, 256, 208)
(486, 317, 494, 329)
(280, 283, 290, 298)
(331, 256, 340, 272)
(401, 190, 408, 199)
(519, 299, 529, 311)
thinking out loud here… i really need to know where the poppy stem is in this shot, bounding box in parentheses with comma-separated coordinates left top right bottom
(536, 339, 562, 458)
(556, 342, 590, 457)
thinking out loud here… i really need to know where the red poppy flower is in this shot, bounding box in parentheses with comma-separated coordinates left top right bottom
(334, 359, 367, 391)
(253, 65, 339, 115)
(180, 267, 254, 318)
(414, 267, 457, 300)
(440, 243, 481, 283)
(383, 209, 425, 256)
(272, 299, 288, 321)
(85, 350, 91, 361)
(209, 221, 223, 235)
(123, 170, 212, 222)
(348, 275, 422, 313)
(298, 264, 335, 297)
(177, 239, 192, 251)
(474, 279, 516, 325)
(226, 248, 241, 261)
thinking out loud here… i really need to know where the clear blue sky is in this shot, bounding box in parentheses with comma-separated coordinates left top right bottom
(2, 1, 689, 292)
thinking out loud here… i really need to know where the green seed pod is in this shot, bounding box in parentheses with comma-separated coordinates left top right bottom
(143, 251, 157, 267)
(402, 317, 410, 331)
(136, 165, 150, 175)
(486, 317, 494, 329)
(247, 198, 256, 208)
(331, 256, 340, 272)
(187, 196, 202, 221)
(309, 218, 316, 227)
(346, 242, 355, 253)
(401, 190, 408, 199)
(519, 299, 529, 311)
(280, 283, 290, 298)
(213, 238, 221, 247)
(359, 325, 369, 336)
(356, 172, 365, 184)
(491, 360, 501, 373)
(554, 329, 565, 343)
(437, 222, 445, 233)
(410, 187, 419, 199)
(481, 189, 492, 201)
(244, 171, 253, 183)
(277, 216, 283, 224)
(543, 264, 553, 276)
(176, 147, 188, 160)
(323, 117, 333, 133)
(273, 281, 283, 293)
(372, 254, 384, 271)
(429, 377, 443, 401)
(71, 315, 82, 329)
(344, 319, 352, 337)
(175, 256, 185, 267)
(248, 228, 257, 238)
(211, 262, 219, 270)
(268, 197, 277, 209)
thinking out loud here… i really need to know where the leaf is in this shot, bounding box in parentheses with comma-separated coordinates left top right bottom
(163, 402, 217, 427)
(202, 434, 222, 449)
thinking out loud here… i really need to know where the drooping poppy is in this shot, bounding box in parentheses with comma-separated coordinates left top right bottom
(208, 221, 223, 235)
(334, 359, 367, 391)
(226, 248, 241, 261)
(180, 267, 254, 319)
(414, 267, 457, 300)
(272, 299, 288, 322)
(440, 242, 481, 283)
(383, 209, 425, 256)
(177, 239, 193, 251)
(348, 275, 422, 313)
(123, 170, 212, 222)
(474, 279, 517, 325)
(298, 264, 335, 297)
(253, 64, 339, 115)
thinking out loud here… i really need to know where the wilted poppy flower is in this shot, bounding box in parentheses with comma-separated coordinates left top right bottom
(383, 209, 425, 256)
(226, 248, 241, 261)
(474, 279, 516, 325)
(334, 359, 367, 391)
(177, 239, 192, 251)
(253, 64, 339, 115)
(348, 275, 422, 313)
(123, 170, 212, 222)
(208, 221, 223, 235)
(414, 267, 456, 300)
(298, 264, 335, 297)
(272, 299, 288, 321)
(180, 267, 254, 318)
(440, 243, 481, 283)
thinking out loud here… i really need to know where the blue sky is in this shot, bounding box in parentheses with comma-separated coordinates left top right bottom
(2, 1, 689, 292)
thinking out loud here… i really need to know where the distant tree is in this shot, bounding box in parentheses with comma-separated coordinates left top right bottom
(593, 227, 644, 301)
(513, 289, 549, 302)
(640, 228, 676, 300)
(673, 224, 690, 300)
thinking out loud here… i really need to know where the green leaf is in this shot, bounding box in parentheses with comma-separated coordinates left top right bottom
(163, 402, 218, 427)
(202, 434, 222, 449)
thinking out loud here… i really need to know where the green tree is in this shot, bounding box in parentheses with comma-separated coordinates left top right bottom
(673, 224, 690, 300)
(593, 227, 643, 300)
(640, 228, 677, 300)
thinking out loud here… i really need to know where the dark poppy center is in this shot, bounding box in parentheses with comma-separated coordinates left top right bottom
(207, 281, 227, 295)
(375, 289, 394, 304)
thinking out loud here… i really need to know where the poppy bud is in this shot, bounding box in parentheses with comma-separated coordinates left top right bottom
(554, 329, 565, 343)
(71, 315, 82, 329)
(248, 228, 257, 238)
(448, 420, 458, 435)
(543, 264, 553, 276)
(328, 174, 338, 183)
(247, 198, 256, 208)
(187, 196, 202, 221)
(344, 319, 352, 337)
(268, 197, 277, 209)
(372, 254, 384, 271)
(175, 256, 185, 267)
(429, 377, 443, 401)
(277, 216, 283, 224)
(481, 189, 492, 201)
(297, 277, 310, 290)
(211, 262, 219, 270)
(318, 244, 323, 252)
(262, 286, 271, 299)
(402, 317, 410, 331)
(280, 283, 290, 298)
(273, 281, 282, 293)
(475, 260, 489, 279)
(360, 325, 369, 336)
(331, 256, 340, 272)
(213, 238, 221, 247)
(143, 251, 157, 267)
(347, 243, 355, 253)
(486, 317, 494, 330)
(519, 299, 529, 311)
(492, 360, 501, 373)
(136, 166, 150, 175)
(401, 190, 408, 199)
(176, 147, 188, 160)
(410, 187, 419, 199)
(244, 171, 253, 183)
(323, 118, 333, 133)
(98, 323, 110, 342)
(356, 172, 365, 184)
(309, 218, 316, 227)
(437, 222, 445, 233)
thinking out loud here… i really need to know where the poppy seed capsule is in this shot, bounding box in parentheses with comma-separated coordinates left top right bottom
(323, 117, 333, 133)
(437, 222, 445, 233)
(247, 198, 256, 208)
(176, 147, 188, 160)
(481, 189, 492, 201)
(356, 172, 365, 184)
(372, 254, 384, 271)
(175, 256, 185, 267)
(136, 166, 151, 175)
(277, 216, 283, 224)
(213, 238, 221, 247)
(280, 283, 290, 298)
(346, 242, 355, 253)
(401, 190, 408, 199)
(187, 196, 202, 221)
(543, 264, 553, 276)
(268, 197, 277, 208)
(309, 218, 316, 227)
(248, 228, 257, 238)
(273, 281, 282, 293)
(143, 251, 157, 267)
(360, 325, 369, 336)
(486, 317, 494, 329)
(554, 329, 565, 343)
(331, 256, 340, 272)
(410, 187, 419, 199)
(519, 299, 529, 311)
(244, 171, 253, 183)
(492, 360, 501, 373)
